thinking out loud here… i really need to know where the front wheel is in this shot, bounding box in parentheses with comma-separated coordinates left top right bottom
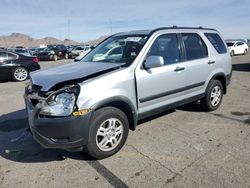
(230, 50, 234, 56)
(53, 55, 58, 61)
(201, 79, 223, 111)
(85, 107, 129, 159)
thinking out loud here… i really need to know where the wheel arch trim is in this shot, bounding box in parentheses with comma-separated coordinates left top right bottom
(91, 96, 138, 131)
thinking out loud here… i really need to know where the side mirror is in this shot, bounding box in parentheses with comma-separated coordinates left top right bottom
(144, 56, 164, 69)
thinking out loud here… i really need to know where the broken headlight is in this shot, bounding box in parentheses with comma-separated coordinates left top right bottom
(40, 85, 80, 117)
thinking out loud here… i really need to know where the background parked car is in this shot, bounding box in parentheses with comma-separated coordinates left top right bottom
(37, 44, 69, 61)
(28, 47, 38, 56)
(11, 48, 31, 56)
(69, 46, 91, 58)
(74, 48, 93, 61)
(28, 47, 45, 56)
(0, 51, 40, 81)
(247, 39, 250, 47)
(226, 40, 248, 56)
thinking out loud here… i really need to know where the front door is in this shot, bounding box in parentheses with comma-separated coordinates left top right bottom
(135, 33, 186, 115)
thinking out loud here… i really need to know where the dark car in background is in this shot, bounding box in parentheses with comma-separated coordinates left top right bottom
(0, 51, 40, 81)
(28, 47, 45, 56)
(11, 48, 31, 56)
(37, 44, 69, 61)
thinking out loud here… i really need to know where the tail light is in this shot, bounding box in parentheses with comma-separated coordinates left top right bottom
(58, 51, 62, 56)
(32, 57, 39, 63)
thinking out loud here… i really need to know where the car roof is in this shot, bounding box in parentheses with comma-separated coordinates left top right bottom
(226, 40, 245, 43)
(114, 26, 216, 37)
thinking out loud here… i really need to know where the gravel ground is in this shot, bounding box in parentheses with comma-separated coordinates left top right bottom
(0, 54, 250, 188)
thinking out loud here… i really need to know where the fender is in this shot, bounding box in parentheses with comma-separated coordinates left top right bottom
(91, 96, 138, 131)
(211, 72, 227, 94)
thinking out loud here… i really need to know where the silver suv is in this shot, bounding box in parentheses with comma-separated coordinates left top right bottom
(25, 27, 232, 159)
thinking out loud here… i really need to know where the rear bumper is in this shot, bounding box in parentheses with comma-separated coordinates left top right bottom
(28, 64, 40, 72)
(24, 91, 93, 151)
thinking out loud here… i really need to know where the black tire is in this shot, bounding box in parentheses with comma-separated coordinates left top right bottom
(230, 50, 234, 56)
(12, 67, 29, 81)
(243, 49, 247, 55)
(53, 55, 58, 61)
(201, 79, 223, 111)
(85, 107, 129, 159)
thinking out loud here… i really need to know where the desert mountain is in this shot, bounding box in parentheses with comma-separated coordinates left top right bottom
(0, 33, 108, 48)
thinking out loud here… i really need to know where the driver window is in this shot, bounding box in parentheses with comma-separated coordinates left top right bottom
(147, 34, 180, 65)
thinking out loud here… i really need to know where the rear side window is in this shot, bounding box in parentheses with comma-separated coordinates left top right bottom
(182, 33, 208, 61)
(237, 42, 244, 46)
(204, 33, 227, 54)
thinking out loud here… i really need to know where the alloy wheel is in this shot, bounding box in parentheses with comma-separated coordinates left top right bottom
(210, 86, 221, 107)
(96, 118, 124, 152)
(13, 67, 28, 81)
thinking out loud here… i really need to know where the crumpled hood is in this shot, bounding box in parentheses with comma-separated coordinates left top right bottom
(30, 62, 123, 91)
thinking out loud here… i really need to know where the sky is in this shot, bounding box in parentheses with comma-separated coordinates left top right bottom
(0, 0, 250, 42)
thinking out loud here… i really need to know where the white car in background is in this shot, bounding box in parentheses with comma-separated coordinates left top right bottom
(74, 49, 92, 61)
(69, 46, 91, 58)
(226, 41, 248, 56)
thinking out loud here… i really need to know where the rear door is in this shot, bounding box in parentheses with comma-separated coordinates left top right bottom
(236, 42, 245, 54)
(180, 33, 210, 99)
(135, 33, 186, 115)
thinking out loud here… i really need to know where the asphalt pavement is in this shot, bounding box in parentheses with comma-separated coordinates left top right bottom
(0, 55, 250, 188)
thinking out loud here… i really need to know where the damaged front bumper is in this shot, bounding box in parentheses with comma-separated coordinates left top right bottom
(24, 86, 93, 152)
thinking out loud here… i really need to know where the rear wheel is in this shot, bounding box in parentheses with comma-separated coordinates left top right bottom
(201, 79, 223, 111)
(12, 67, 28, 81)
(85, 107, 129, 159)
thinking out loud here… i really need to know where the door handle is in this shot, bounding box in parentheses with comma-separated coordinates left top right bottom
(174, 67, 185, 72)
(208, 61, 215, 65)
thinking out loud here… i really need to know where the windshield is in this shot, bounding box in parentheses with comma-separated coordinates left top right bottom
(81, 35, 148, 66)
(226, 42, 234, 47)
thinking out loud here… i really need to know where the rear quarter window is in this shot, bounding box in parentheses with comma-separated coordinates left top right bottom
(7, 53, 18, 60)
(204, 33, 227, 54)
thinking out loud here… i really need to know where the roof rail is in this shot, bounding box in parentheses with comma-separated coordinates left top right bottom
(149, 26, 216, 36)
